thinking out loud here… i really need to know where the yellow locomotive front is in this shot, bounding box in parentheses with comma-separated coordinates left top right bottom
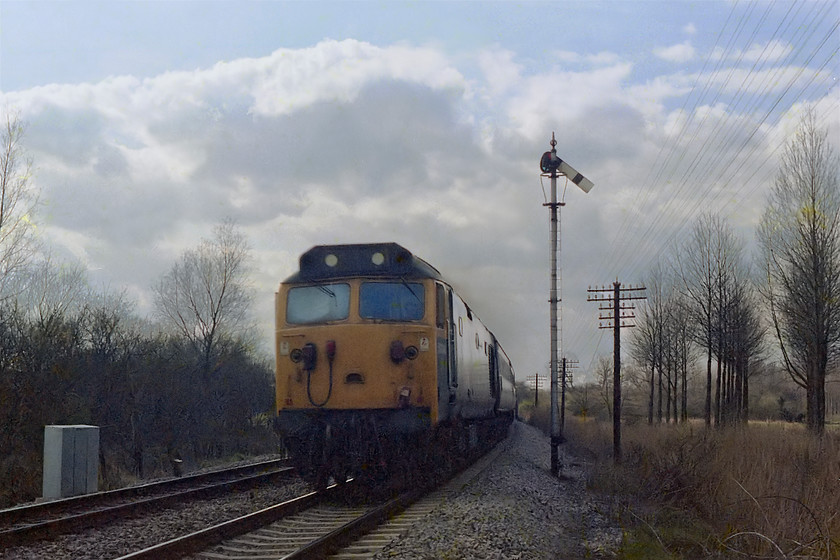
(275, 243, 445, 486)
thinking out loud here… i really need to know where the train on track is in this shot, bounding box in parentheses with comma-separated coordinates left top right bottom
(274, 243, 516, 487)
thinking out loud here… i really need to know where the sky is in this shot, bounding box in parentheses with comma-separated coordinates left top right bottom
(1, 0, 838, 386)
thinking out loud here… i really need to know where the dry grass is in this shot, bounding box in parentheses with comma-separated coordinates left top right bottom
(561, 418, 839, 559)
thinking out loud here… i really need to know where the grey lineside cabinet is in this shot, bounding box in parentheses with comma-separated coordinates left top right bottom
(42, 425, 99, 500)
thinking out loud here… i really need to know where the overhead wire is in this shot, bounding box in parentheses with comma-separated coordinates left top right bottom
(572, 0, 758, 360)
(627, 12, 839, 281)
(567, 0, 840, 371)
(615, 0, 837, 283)
(614, 0, 798, 277)
(603, 0, 745, 269)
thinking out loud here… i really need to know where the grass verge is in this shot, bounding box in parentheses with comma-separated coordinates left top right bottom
(529, 408, 839, 559)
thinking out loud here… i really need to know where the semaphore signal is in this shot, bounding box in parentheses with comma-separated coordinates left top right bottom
(541, 133, 592, 477)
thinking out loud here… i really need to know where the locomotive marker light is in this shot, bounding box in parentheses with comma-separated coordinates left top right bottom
(541, 132, 593, 477)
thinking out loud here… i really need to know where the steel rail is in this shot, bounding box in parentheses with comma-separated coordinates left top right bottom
(306, 434, 512, 559)
(282, 487, 424, 559)
(114, 487, 334, 560)
(0, 460, 293, 548)
(114, 421, 512, 559)
(0, 457, 289, 526)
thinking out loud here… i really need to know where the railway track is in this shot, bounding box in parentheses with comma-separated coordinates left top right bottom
(0, 457, 293, 549)
(117, 437, 509, 559)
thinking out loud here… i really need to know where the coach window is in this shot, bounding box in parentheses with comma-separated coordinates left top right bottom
(286, 283, 350, 324)
(360, 282, 425, 321)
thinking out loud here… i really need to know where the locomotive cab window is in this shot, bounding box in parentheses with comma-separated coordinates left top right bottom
(360, 282, 425, 321)
(435, 283, 446, 328)
(286, 283, 350, 324)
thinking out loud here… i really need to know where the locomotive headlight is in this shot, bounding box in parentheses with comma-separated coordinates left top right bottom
(289, 348, 303, 363)
(404, 345, 419, 360)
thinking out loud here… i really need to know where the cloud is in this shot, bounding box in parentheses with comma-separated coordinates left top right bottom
(2, 38, 836, 385)
(653, 41, 696, 63)
(552, 50, 622, 67)
(503, 62, 635, 139)
(246, 40, 466, 117)
(477, 47, 521, 96)
(702, 66, 820, 95)
(712, 39, 793, 63)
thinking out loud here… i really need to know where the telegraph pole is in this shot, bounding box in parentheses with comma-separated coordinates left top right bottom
(587, 282, 646, 462)
(540, 134, 593, 476)
(527, 373, 547, 406)
(560, 357, 578, 441)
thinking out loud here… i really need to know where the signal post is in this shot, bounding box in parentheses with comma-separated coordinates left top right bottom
(540, 134, 593, 476)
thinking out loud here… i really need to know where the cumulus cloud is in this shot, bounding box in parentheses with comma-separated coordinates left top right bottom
(653, 41, 696, 63)
(712, 39, 793, 63)
(477, 47, 521, 97)
(1, 38, 836, 384)
(552, 50, 621, 67)
(503, 62, 635, 139)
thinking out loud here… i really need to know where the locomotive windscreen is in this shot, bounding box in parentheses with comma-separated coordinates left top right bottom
(360, 282, 425, 321)
(286, 283, 351, 324)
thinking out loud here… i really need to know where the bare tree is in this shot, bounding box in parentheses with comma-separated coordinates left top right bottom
(13, 254, 88, 327)
(0, 111, 39, 299)
(595, 355, 613, 420)
(667, 288, 693, 423)
(677, 213, 758, 427)
(630, 288, 658, 425)
(677, 214, 718, 427)
(712, 253, 763, 426)
(153, 219, 253, 376)
(758, 109, 840, 435)
(631, 262, 695, 425)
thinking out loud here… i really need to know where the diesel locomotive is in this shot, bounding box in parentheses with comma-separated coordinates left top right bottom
(274, 243, 516, 487)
